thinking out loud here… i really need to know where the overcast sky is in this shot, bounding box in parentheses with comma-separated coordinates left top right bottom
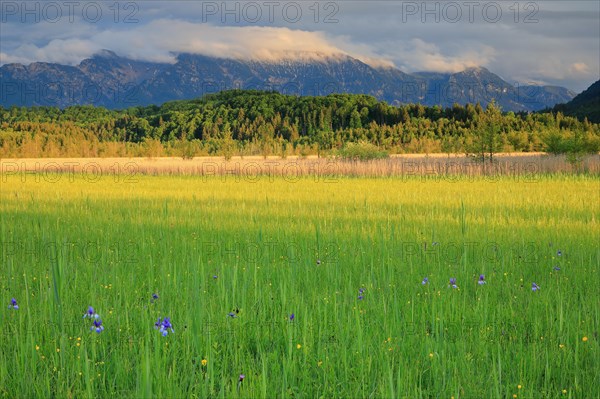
(1, 1, 598, 92)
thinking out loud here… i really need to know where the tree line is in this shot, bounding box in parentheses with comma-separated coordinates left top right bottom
(0, 90, 598, 159)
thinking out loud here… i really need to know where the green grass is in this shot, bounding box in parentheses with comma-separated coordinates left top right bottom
(0, 174, 598, 398)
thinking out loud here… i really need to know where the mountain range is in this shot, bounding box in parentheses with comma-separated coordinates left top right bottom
(0, 50, 576, 112)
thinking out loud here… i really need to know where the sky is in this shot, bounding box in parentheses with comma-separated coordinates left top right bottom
(1, 1, 598, 92)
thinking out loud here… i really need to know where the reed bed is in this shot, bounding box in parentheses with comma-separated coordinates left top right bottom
(2, 153, 599, 180)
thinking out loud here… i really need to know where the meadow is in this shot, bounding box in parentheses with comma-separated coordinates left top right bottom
(0, 170, 598, 398)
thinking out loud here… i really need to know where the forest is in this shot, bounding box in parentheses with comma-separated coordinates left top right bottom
(1, 90, 598, 159)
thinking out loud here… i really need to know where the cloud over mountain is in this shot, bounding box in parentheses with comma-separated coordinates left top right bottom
(1, 1, 597, 92)
(2, 21, 359, 65)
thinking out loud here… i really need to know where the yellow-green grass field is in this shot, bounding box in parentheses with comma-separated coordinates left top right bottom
(0, 173, 598, 398)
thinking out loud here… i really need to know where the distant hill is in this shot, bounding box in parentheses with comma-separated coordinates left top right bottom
(0, 50, 575, 111)
(553, 80, 600, 123)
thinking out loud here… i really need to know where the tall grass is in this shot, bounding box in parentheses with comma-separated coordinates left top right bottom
(1, 153, 599, 179)
(0, 174, 598, 398)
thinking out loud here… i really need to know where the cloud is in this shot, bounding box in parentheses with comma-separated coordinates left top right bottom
(1, 21, 353, 66)
(569, 62, 590, 75)
(102, 20, 351, 63)
(2, 39, 101, 65)
(388, 39, 496, 73)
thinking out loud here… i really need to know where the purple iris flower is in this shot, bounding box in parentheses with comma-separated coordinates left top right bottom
(358, 288, 365, 299)
(532, 282, 540, 291)
(213, 275, 218, 279)
(478, 275, 486, 285)
(422, 277, 429, 285)
(9, 298, 18, 309)
(154, 317, 174, 336)
(161, 318, 173, 335)
(289, 313, 295, 321)
(449, 278, 457, 289)
(553, 266, 561, 271)
(227, 312, 237, 318)
(91, 319, 104, 333)
(150, 293, 159, 303)
(237, 373, 245, 390)
(83, 306, 99, 319)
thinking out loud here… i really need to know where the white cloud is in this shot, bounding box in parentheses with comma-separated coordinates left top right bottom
(569, 62, 590, 75)
(385, 38, 496, 73)
(1, 21, 352, 66)
(1, 39, 101, 65)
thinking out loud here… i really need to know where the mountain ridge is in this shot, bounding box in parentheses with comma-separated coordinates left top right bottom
(0, 50, 576, 111)
(552, 80, 600, 123)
